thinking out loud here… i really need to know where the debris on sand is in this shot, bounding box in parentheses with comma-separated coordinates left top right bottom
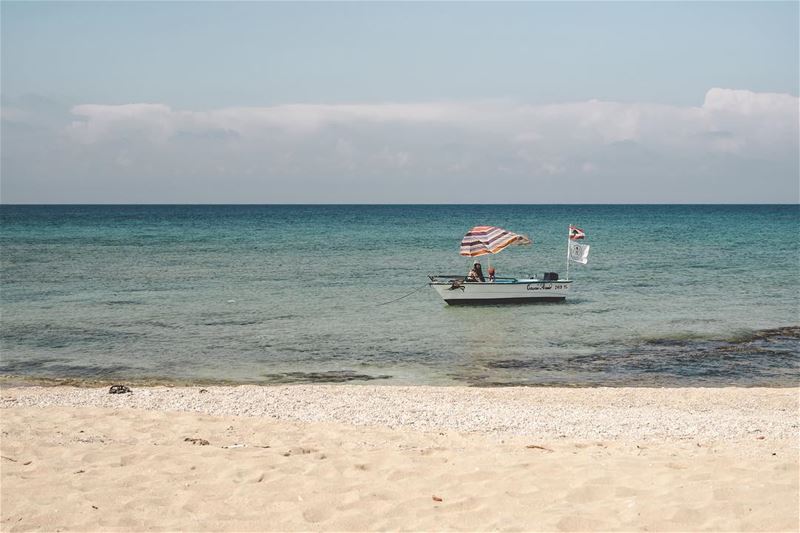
(526, 444, 553, 452)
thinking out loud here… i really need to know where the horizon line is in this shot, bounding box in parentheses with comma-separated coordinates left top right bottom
(2, 202, 799, 207)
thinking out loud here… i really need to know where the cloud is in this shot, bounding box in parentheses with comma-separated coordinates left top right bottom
(1, 89, 798, 202)
(69, 103, 175, 144)
(66, 101, 475, 142)
(63, 89, 798, 157)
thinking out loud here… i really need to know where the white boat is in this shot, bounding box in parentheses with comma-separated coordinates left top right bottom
(428, 225, 588, 306)
(429, 274, 571, 305)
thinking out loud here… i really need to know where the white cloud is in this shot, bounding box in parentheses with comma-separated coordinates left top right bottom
(0, 107, 30, 122)
(63, 89, 798, 160)
(69, 103, 175, 143)
(67, 101, 476, 142)
(2, 89, 797, 202)
(702, 88, 797, 115)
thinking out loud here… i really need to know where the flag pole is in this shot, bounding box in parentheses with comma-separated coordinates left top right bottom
(566, 225, 570, 281)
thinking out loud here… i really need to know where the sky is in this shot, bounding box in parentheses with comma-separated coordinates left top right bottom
(1, 1, 798, 204)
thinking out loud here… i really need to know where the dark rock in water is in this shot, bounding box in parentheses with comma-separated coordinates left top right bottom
(485, 359, 535, 369)
(260, 370, 392, 384)
(739, 325, 800, 342)
(454, 324, 800, 388)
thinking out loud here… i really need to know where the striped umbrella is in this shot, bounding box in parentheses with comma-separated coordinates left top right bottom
(459, 226, 532, 257)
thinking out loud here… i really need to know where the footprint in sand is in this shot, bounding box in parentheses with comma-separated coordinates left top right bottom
(614, 486, 640, 497)
(556, 515, 610, 531)
(282, 447, 318, 457)
(666, 462, 688, 470)
(564, 484, 608, 504)
(302, 507, 332, 524)
(118, 454, 138, 467)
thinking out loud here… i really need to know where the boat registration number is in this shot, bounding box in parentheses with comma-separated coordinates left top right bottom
(526, 283, 569, 291)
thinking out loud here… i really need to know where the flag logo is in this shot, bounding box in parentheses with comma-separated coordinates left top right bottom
(568, 225, 585, 240)
(569, 242, 590, 264)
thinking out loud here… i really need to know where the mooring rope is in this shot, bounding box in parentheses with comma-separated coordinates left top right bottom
(374, 282, 430, 306)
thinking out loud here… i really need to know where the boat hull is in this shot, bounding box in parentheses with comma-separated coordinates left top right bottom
(430, 279, 571, 305)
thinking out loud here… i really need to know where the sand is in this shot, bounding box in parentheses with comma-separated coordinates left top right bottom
(1, 385, 798, 532)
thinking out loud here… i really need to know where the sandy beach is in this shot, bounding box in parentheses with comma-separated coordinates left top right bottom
(1, 385, 798, 532)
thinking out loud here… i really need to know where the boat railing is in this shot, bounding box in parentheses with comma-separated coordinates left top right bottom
(428, 274, 519, 283)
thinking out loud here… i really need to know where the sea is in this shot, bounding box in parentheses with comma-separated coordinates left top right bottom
(1, 204, 798, 387)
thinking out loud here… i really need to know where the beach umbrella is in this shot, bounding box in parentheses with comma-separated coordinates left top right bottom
(459, 226, 532, 257)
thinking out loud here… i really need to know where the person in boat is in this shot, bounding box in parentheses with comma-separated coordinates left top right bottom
(466, 261, 485, 282)
(488, 266, 496, 282)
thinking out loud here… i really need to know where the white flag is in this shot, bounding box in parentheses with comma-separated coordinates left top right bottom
(569, 242, 590, 264)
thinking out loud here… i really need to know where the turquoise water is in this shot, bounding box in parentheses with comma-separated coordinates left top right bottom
(1, 205, 798, 386)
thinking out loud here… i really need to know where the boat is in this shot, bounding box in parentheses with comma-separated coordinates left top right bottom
(429, 273, 572, 305)
(428, 225, 589, 305)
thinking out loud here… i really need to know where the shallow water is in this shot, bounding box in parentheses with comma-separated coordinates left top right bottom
(1, 204, 798, 386)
